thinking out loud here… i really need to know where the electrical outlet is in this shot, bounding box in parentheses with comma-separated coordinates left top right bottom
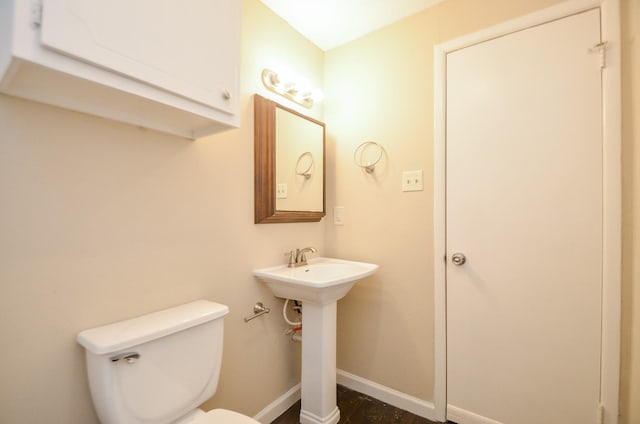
(276, 183, 287, 199)
(402, 170, 424, 192)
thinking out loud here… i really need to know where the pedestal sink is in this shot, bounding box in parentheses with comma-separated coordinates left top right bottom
(254, 257, 378, 424)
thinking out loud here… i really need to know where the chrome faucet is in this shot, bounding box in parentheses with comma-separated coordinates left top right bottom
(285, 247, 317, 267)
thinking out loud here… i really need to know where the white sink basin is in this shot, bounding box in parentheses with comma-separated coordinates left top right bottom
(254, 256, 378, 424)
(254, 257, 378, 305)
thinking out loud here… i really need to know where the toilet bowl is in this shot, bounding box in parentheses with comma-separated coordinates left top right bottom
(177, 408, 257, 424)
(77, 300, 259, 424)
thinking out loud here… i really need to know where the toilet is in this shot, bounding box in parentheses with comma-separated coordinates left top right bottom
(77, 300, 260, 424)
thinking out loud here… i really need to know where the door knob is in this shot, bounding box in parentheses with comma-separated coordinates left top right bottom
(451, 252, 466, 266)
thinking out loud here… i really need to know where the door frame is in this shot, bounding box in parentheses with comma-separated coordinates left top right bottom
(433, 0, 621, 422)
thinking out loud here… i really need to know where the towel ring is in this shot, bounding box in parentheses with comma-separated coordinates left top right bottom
(354, 141, 383, 173)
(295, 152, 314, 179)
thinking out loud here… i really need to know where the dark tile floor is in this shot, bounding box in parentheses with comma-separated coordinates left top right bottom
(271, 385, 441, 424)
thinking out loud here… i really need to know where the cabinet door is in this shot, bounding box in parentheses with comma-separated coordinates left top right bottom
(40, 0, 239, 114)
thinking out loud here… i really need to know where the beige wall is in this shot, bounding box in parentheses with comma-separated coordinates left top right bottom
(326, 0, 640, 422)
(325, 0, 563, 402)
(0, 0, 324, 422)
(1, 0, 639, 423)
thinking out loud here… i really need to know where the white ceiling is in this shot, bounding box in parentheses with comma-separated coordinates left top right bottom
(259, 0, 445, 51)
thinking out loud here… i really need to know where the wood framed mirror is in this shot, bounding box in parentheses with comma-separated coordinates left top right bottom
(254, 94, 326, 223)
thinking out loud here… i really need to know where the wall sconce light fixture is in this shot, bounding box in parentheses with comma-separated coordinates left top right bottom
(261, 68, 323, 108)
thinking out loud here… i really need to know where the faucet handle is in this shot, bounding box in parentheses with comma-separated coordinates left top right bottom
(284, 250, 297, 267)
(296, 246, 317, 264)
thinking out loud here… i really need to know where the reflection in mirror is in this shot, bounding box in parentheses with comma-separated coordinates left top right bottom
(276, 108, 324, 212)
(254, 94, 326, 223)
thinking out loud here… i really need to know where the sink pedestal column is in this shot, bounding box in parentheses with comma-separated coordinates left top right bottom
(299, 301, 340, 424)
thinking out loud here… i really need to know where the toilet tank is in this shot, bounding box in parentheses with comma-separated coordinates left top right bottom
(77, 300, 229, 424)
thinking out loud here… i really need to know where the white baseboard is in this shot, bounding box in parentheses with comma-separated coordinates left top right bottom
(252, 372, 439, 424)
(447, 405, 503, 424)
(336, 369, 439, 422)
(253, 383, 301, 424)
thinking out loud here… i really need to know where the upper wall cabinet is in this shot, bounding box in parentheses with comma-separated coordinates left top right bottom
(0, 0, 240, 139)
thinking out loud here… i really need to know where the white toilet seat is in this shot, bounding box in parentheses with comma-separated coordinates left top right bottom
(193, 408, 261, 424)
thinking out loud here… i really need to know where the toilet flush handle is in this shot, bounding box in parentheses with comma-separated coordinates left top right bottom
(110, 352, 140, 364)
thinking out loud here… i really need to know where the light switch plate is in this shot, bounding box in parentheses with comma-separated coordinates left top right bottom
(402, 170, 424, 192)
(334, 206, 345, 225)
(276, 183, 287, 199)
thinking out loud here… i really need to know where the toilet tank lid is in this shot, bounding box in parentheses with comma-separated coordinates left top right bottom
(77, 300, 229, 355)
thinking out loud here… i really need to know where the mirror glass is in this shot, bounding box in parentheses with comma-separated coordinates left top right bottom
(254, 94, 325, 223)
(275, 107, 324, 212)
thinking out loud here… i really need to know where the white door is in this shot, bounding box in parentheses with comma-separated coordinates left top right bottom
(446, 9, 603, 424)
